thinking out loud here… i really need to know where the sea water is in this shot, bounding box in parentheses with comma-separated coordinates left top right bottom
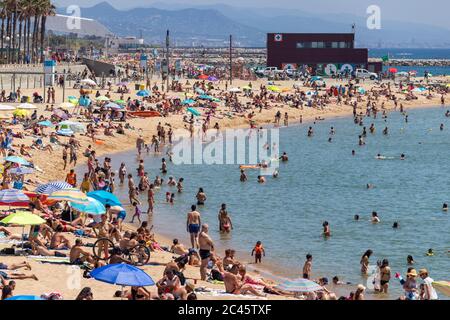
(77, 106, 450, 298)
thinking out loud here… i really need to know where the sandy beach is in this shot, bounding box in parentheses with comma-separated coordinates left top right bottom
(0, 74, 447, 301)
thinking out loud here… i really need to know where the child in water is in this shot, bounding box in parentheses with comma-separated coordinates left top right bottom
(170, 193, 175, 205)
(166, 192, 171, 203)
(251, 241, 266, 264)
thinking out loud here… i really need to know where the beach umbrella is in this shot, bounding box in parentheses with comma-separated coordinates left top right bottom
(87, 190, 121, 206)
(60, 102, 75, 109)
(198, 74, 209, 80)
(0, 189, 29, 204)
(13, 109, 29, 117)
(358, 87, 366, 94)
(187, 107, 201, 117)
(276, 278, 323, 293)
(267, 86, 281, 92)
(53, 109, 69, 120)
(5, 295, 44, 300)
(195, 88, 205, 95)
(1, 211, 45, 250)
(81, 79, 97, 86)
(198, 94, 213, 100)
(432, 281, 450, 297)
(182, 99, 195, 105)
(57, 129, 74, 136)
(208, 76, 218, 82)
(68, 98, 79, 105)
(115, 99, 126, 105)
(79, 97, 91, 107)
(136, 90, 150, 97)
(90, 263, 155, 294)
(105, 103, 123, 110)
(389, 68, 398, 73)
(0, 105, 16, 111)
(48, 188, 89, 205)
(96, 96, 110, 102)
(35, 181, 73, 195)
(4, 156, 29, 165)
(9, 167, 34, 175)
(18, 103, 37, 110)
(69, 197, 106, 215)
(37, 120, 53, 127)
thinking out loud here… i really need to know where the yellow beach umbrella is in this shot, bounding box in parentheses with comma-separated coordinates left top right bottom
(48, 188, 89, 205)
(13, 109, 29, 117)
(268, 86, 281, 92)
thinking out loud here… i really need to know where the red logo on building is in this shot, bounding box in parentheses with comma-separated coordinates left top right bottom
(274, 34, 283, 42)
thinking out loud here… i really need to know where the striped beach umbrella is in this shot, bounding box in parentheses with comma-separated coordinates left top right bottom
(48, 188, 89, 205)
(35, 181, 73, 195)
(0, 189, 29, 204)
(87, 190, 121, 206)
(276, 278, 323, 293)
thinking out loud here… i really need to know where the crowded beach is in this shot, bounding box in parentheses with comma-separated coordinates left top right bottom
(0, 55, 449, 301)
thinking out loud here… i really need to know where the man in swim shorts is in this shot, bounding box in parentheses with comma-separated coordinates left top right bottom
(186, 205, 201, 249)
(198, 224, 214, 281)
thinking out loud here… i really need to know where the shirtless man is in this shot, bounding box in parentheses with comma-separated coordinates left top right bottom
(70, 239, 95, 265)
(223, 264, 265, 297)
(198, 224, 214, 281)
(119, 231, 139, 251)
(186, 205, 201, 249)
(170, 239, 189, 256)
(303, 254, 313, 279)
(49, 225, 72, 249)
(92, 214, 116, 259)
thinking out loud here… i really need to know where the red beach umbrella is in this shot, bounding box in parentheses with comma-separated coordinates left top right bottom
(198, 74, 209, 80)
(389, 68, 398, 73)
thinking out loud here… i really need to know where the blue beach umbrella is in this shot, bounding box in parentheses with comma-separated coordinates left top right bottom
(4, 156, 29, 166)
(69, 197, 106, 215)
(5, 295, 44, 300)
(90, 263, 154, 298)
(182, 99, 195, 105)
(187, 107, 201, 117)
(37, 120, 53, 127)
(136, 90, 150, 97)
(79, 97, 91, 107)
(276, 278, 323, 293)
(198, 94, 213, 100)
(87, 190, 121, 206)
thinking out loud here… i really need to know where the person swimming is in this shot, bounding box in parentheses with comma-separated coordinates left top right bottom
(392, 222, 399, 229)
(354, 214, 360, 221)
(407, 255, 415, 265)
(426, 249, 434, 256)
(400, 154, 406, 160)
(443, 203, 448, 211)
(323, 221, 331, 237)
(371, 211, 380, 223)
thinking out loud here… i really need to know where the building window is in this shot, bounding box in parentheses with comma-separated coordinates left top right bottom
(296, 42, 312, 48)
(332, 42, 339, 48)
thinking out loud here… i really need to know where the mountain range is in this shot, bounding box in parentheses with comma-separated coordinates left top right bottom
(57, 2, 450, 48)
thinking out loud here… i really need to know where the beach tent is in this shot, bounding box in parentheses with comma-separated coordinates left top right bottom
(58, 121, 87, 133)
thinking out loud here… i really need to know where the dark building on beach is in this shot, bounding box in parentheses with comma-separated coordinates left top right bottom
(267, 33, 382, 75)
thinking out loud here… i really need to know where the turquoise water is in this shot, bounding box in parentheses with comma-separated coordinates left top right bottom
(77, 106, 449, 298)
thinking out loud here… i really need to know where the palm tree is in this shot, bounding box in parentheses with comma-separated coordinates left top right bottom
(0, 2, 7, 62)
(39, 0, 55, 63)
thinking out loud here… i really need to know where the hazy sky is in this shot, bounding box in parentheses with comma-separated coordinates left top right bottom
(54, 0, 450, 29)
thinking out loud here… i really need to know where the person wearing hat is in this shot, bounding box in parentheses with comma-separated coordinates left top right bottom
(419, 269, 438, 300)
(395, 268, 418, 300)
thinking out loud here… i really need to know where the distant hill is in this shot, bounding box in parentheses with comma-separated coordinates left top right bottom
(57, 1, 450, 48)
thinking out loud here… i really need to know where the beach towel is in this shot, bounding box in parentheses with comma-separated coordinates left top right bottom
(27, 255, 70, 264)
(195, 288, 267, 300)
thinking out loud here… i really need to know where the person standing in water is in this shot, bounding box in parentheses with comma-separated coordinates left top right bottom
(323, 221, 331, 237)
(218, 203, 233, 233)
(303, 254, 313, 279)
(196, 188, 207, 205)
(187, 205, 201, 249)
(360, 250, 373, 275)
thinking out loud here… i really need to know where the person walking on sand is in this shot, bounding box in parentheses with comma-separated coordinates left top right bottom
(187, 205, 201, 249)
(199, 224, 214, 281)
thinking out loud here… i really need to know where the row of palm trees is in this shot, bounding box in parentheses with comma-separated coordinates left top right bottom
(0, 0, 55, 64)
